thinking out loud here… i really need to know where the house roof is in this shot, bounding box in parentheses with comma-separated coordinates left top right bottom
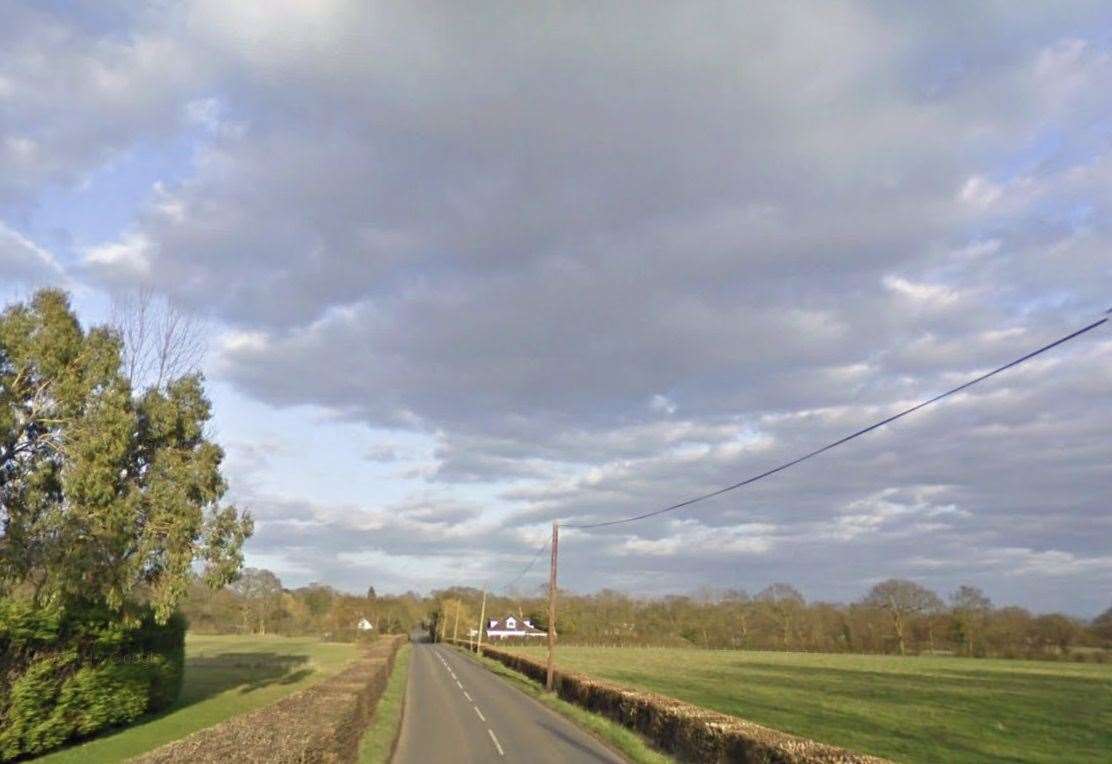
(487, 615, 545, 633)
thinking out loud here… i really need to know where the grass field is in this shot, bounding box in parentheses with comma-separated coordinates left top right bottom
(508, 645, 1112, 763)
(37, 634, 359, 763)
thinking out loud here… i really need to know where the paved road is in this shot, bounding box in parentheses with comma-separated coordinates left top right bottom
(393, 641, 626, 763)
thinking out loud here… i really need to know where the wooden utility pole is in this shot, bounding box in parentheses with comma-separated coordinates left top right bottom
(476, 589, 487, 656)
(452, 599, 461, 643)
(546, 520, 559, 692)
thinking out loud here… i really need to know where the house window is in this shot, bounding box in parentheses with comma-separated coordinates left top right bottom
(506, 617, 516, 629)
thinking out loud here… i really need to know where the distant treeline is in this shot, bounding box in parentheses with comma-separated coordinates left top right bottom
(183, 569, 1112, 661)
(181, 568, 425, 641)
(429, 581, 1112, 662)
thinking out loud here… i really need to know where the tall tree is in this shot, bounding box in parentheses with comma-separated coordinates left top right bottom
(1093, 605, 1112, 645)
(231, 568, 283, 633)
(950, 585, 992, 656)
(756, 583, 805, 648)
(1031, 614, 1080, 655)
(0, 290, 251, 622)
(862, 579, 943, 655)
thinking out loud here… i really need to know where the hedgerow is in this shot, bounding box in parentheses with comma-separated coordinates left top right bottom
(0, 598, 185, 761)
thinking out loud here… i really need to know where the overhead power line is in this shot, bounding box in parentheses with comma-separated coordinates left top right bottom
(563, 310, 1110, 530)
(500, 541, 550, 592)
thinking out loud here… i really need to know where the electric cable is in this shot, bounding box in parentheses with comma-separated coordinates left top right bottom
(563, 310, 1110, 530)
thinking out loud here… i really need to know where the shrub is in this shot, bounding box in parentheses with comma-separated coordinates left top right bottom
(0, 598, 185, 761)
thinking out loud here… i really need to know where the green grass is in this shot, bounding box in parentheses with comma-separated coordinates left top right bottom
(358, 643, 413, 763)
(455, 647, 672, 764)
(37, 634, 360, 763)
(506, 645, 1112, 763)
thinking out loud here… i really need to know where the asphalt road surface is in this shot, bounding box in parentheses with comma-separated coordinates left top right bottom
(393, 641, 627, 763)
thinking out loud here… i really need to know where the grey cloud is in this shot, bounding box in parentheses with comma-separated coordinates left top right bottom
(363, 444, 399, 463)
(81, 3, 1104, 321)
(0, 3, 203, 207)
(0, 222, 62, 287)
(5, 2, 1112, 610)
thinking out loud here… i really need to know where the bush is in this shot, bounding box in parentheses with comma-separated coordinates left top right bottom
(0, 598, 185, 761)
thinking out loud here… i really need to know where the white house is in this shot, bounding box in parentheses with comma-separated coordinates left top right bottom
(356, 617, 374, 632)
(485, 615, 547, 640)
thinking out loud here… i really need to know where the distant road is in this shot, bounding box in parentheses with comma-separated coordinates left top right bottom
(393, 642, 626, 763)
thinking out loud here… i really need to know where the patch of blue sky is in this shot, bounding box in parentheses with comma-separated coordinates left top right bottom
(6, 132, 197, 263)
(205, 379, 514, 516)
(29, 1, 138, 37)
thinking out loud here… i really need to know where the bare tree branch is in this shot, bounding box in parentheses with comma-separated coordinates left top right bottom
(111, 289, 208, 392)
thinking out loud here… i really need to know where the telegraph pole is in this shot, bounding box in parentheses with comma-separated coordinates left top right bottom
(476, 589, 487, 656)
(546, 520, 559, 692)
(452, 599, 461, 643)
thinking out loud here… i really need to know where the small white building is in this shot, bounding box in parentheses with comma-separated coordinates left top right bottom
(356, 617, 374, 632)
(485, 615, 547, 640)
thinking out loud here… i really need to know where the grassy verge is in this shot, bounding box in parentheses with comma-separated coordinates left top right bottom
(37, 634, 360, 763)
(453, 646, 672, 764)
(358, 643, 413, 763)
(505, 645, 1112, 763)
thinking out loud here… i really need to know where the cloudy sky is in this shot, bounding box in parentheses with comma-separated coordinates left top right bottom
(2, 1, 1110, 614)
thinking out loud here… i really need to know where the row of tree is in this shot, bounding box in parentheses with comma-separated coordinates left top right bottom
(427, 581, 1112, 661)
(183, 567, 1112, 661)
(181, 568, 425, 640)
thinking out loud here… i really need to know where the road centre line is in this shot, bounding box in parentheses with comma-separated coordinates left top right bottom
(442, 648, 498, 755)
(488, 728, 505, 756)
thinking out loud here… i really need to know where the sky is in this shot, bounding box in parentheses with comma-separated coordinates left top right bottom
(1, 1, 1110, 615)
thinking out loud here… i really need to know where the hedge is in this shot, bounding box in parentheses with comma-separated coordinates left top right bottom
(0, 598, 185, 761)
(135, 634, 407, 763)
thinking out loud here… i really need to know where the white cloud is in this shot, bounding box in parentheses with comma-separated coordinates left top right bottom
(959, 176, 1002, 208)
(882, 275, 962, 307)
(82, 232, 153, 276)
(219, 330, 269, 353)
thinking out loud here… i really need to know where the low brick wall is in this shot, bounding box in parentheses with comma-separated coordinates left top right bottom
(134, 635, 407, 764)
(447, 639, 888, 764)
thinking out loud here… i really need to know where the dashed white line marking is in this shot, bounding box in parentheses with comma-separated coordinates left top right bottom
(488, 728, 505, 756)
(474, 706, 486, 722)
(456, 680, 463, 689)
(463, 691, 472, 702)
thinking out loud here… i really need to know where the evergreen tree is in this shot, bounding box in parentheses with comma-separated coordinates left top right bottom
(0, 290, 252, 623)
